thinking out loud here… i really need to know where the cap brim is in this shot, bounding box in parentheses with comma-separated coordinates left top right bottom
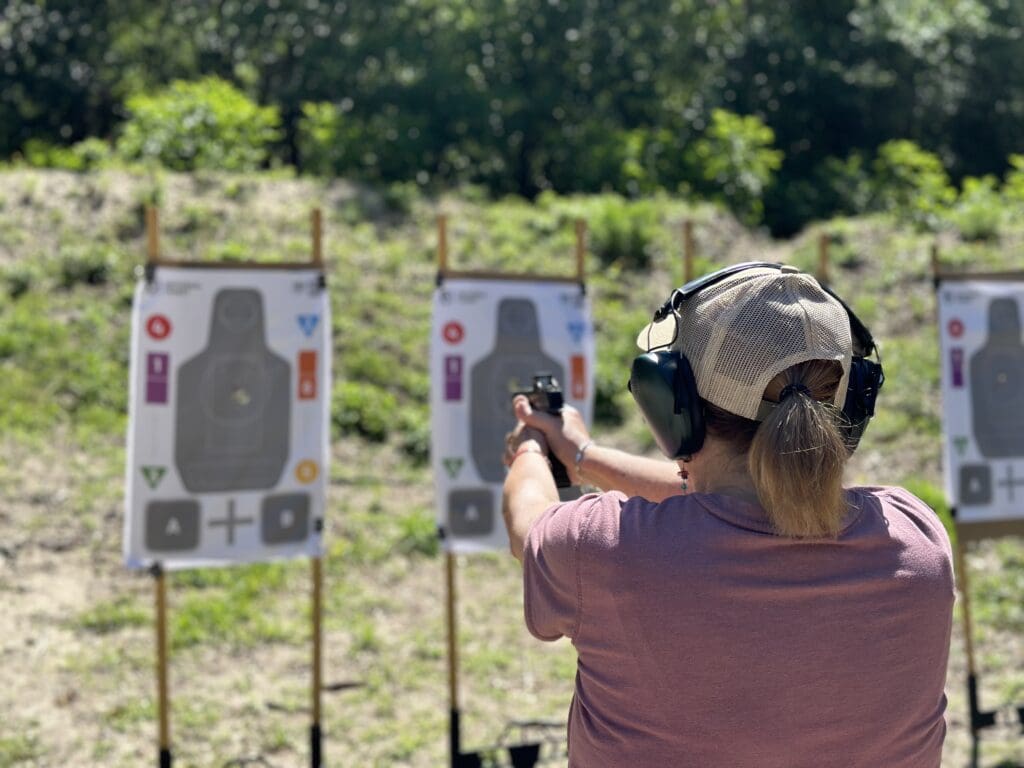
(636, 315, 678, 351)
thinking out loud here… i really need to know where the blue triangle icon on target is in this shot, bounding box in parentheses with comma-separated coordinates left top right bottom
(298, 314, 319, 337)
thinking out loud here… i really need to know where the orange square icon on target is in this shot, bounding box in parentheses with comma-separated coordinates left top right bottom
(571, 355, 586, 399)
(298, 350, 317, 400)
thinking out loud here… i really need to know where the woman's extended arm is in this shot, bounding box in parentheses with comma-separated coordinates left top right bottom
(501, 432, 559, 562)
(512, 396, 681, 502)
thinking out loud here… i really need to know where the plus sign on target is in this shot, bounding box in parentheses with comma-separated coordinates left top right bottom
(123, 267, 331, 570)
(937, 279, 1024, 524)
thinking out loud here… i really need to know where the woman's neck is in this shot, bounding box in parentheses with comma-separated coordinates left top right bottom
(687, 439, 760, 504)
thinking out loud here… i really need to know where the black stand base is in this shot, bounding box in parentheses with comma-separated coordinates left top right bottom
(450, 707, 553, 767)
(159, 747, 172, 768)
(508, 743, 542, 767)
(450, 708, 462, 767)
(310, 723, 322, 768)
(966, 675, 1024, 768)
(454, 745, 540, 768)
(969, 674, 997, 733)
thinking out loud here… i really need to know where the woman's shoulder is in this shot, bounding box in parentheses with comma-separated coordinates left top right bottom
(847, 485, 952, 552)
(537, 490, 690, 552)
(847, 484, 936, 513)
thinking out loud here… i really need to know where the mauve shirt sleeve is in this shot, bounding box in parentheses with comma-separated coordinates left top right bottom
(522, 492, 609, 641)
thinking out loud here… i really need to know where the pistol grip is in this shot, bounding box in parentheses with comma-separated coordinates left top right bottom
(550, 454, 571, 488)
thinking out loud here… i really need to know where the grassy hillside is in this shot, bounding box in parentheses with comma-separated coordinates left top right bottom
(0, 169, 1022, 766)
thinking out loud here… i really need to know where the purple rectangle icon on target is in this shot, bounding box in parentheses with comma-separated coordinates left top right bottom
(146, 352, 169, 403)
(951, 348, 964, 388)
(444, 355, 463, 401)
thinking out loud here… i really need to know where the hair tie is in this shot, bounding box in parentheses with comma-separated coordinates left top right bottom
(779, 383, 811, 402)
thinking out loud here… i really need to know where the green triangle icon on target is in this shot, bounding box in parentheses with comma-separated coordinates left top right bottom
(141, 466, 167, 490)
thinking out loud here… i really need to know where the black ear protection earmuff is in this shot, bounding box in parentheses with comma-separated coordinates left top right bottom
(628, 262, 885, 459)
(629, 349, 706, 458)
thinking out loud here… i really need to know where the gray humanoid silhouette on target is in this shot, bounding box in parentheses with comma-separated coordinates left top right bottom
(971, 297, 1024, 458)
(446, 299, 564, 538)
(175, 288, 291, 492)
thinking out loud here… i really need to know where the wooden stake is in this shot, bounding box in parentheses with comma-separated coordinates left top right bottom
(438, 214, 449, 275)
(575, 218, 587, 282)
(309, 207, 324, 763)
(930, 242, 940, 279)
(154, 566, 172, 768)
(817, 233, 830, 284)
(311, 557, 323, 767)
(311, 209, 323, 268)
(954, 539, 977, 677)
(682, 220, 695, 283)
(146, 206, 160, 264)
(445, 553, 459, 710)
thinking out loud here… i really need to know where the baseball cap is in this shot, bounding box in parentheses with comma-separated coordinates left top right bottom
(635, 264, 852, 421)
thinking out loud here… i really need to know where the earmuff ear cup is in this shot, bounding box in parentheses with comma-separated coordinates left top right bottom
(629, 351, 705, 459)
(840, 357, 885, 452)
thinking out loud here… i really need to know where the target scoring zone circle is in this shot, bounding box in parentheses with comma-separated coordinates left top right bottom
(442, 321, 465, 344)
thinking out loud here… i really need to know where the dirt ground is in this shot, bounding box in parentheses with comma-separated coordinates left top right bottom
(2, 443, 1024, 767)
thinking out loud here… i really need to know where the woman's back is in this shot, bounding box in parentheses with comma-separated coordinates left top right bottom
(523, 486, 954, 768)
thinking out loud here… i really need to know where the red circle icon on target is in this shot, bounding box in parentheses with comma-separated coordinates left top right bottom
(947, 318, 964, 338)
(442, 321, 465, 345)
(146, 314, 172, 340)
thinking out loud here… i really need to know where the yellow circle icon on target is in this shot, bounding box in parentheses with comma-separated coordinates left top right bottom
(295, 460, 319, 484)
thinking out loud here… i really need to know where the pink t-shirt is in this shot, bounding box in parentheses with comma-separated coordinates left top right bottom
(523, 487, 954, 768)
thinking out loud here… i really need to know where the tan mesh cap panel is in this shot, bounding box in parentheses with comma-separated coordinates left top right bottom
(637, 266, 852, 420)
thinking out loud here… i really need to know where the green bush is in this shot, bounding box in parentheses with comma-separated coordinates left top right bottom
(820, 152, 874, 215)
(20, 139, 76, 169)
(332, 381, 398, 442)
(688, 109, 783, 225)
(19, 137, 114, 171)
(55, 244, 114, 288)
(1002, 154, 1024, 205)
(297, 101, 347, 176)
(949, 175, 1002, 241)
(297, 100, 429, 181)
(1, 262, 37, 299)
(398, 407, 431, 465)
(872, 140, 956, 231)
(556, 195, 661, 270)
(116, 77, 280, 171)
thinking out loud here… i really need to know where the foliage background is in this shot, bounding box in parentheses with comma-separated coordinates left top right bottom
(5, 0, 1024, 233)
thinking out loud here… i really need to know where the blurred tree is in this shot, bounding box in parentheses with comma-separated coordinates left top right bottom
(0, 1, 198, 156)
(116, 77, 280, 171)
(3, 0, 1024, 232)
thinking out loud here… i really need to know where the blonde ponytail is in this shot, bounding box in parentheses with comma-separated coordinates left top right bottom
(748, 360, 848, 538)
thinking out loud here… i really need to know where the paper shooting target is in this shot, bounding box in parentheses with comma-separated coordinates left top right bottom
(124, 266, 331, 569)
(430, 278, 595, 553)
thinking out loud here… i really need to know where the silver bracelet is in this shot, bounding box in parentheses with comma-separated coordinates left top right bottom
(574, 440, 594, 478)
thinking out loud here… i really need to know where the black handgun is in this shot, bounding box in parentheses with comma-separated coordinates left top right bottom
(514, 373, 572, 488)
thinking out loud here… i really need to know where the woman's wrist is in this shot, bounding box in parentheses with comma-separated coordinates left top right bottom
(511, 443, 550, 467)
(574, 439, 594, 479)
